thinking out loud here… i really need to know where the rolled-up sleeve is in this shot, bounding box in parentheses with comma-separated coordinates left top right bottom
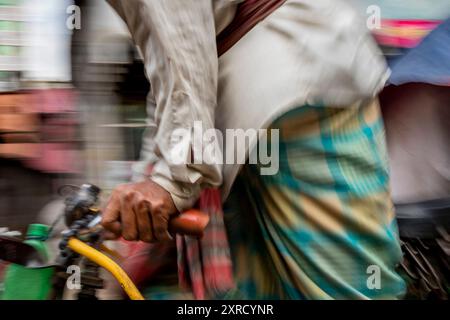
(107, 0, 223, 211)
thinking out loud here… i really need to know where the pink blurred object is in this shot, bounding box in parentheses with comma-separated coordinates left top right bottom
(24, 143, 80, 174)
(28, 88, 77, 114)
(373, 19, 442, 48)
(119, 240, 177, 287)
(0, 89, 80, 173)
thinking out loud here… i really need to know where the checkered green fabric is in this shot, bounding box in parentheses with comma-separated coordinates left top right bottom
(223, 99, 406, 299)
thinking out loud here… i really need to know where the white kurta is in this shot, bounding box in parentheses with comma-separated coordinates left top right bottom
(107, 0, 389, 211)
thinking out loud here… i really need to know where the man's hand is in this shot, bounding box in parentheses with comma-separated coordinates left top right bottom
(101, 180, 178, 242)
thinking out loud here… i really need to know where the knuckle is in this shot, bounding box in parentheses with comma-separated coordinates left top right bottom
(152, 200, 164, 211)
(141, 199, 150, 209)
(123, 232, 137, 241)
(152, 204, 166, 216)
(101, 215, 113, 225)
(123, 191, 138, 203)
(137, 197, 148, 208)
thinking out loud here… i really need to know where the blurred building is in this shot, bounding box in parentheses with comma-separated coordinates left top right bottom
(0, 0, 79, 229)
(0, 0, 23, 92)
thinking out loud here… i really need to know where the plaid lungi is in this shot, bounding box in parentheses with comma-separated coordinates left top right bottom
(223, 99, 406, 299)
(141, 99, 406, 300)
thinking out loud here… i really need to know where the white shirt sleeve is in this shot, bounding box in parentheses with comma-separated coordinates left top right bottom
(107, 0, 223, 211)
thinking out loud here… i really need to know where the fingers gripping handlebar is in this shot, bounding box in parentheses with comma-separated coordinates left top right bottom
(63, 184, 210, 238)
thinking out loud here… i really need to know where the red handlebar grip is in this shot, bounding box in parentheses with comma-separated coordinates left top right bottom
(168, 209, 210, 238)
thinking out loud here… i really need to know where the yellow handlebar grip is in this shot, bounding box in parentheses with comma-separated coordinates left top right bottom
(67, 238, 144, 300)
